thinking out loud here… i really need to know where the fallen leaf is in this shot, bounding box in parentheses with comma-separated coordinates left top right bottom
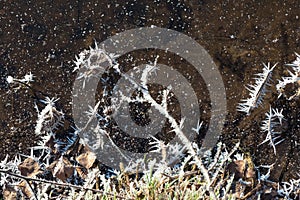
(48, 156, 74, 182)
(228, 160, 246, 180)
(3, 185, 17, 200)
(76, 150, 96, 169)
(18, 180, 34, 199)
(18, 157, 41, 177)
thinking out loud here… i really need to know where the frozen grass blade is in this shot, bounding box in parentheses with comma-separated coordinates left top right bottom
(237, 63, 276, 115)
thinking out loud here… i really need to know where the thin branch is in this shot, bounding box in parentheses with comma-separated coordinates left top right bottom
(23, 179, 38, 200)
(161, 170, 199, 180)
(0, 169, 132, 200)
(210, 141, 240, 187)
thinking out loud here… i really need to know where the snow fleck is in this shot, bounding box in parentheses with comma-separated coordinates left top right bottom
(6, 76, 14, 83)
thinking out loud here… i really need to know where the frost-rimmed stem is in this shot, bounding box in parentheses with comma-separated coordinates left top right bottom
(237, 63, 276, 114)
(0, 169, 131, 200)
(259, 106, 284, 155)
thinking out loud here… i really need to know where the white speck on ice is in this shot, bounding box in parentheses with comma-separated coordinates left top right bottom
(6, 76, 14, 83)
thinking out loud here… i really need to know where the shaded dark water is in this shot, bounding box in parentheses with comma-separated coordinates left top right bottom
(0, 0, 299, 181)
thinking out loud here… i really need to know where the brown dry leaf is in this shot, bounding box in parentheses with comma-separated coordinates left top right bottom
(48, 156, 74, 182)
(45, 135, 57, 154)
(245, 165, 255, 180)
(75, 166, 88, 179)
(233, 181, 246, 199)
(18, 157, 41, 177)
(228, 156, 256, 183)
(18, 180, 34, 199)
(3, 185, 17, 200)
(228, 160, 246, 180)
(76, 151, 96, 169)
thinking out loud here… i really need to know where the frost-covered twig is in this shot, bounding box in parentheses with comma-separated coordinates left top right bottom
(6, 72, 34, 85)
(73, 42, 118, 89)
(259, 107, 284, 155)
(0, 169, 130, 200)
(276, 53, 300, 99)
(124, 67, 210, 170)
(237, 63, 276, 114)
(209, 142, 240, 187)
(35, 97, 64, 136)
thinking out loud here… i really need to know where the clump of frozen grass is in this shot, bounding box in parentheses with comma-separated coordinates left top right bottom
(114, 141, 241, 199)
(237, 63, 276, 115)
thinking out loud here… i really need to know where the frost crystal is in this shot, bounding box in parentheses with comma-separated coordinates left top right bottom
(23, 72, 34, 83)
(276, 53, 300, 99)
(73, 42, 118, 88)
(6, 76, 14, 83)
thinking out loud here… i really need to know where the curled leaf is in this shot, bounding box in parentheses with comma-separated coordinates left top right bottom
(18, 157, 41, 178)
(48, 156, 74, 182)
(76, 151, 97, 169)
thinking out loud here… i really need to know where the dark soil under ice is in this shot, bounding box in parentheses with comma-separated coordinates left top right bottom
(0, 0, 299, 182)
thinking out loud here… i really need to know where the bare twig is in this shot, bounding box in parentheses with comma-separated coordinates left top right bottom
(161, 170, 199, 180)
(0, 169, 132, 200)
(210, 141, 240, 187)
